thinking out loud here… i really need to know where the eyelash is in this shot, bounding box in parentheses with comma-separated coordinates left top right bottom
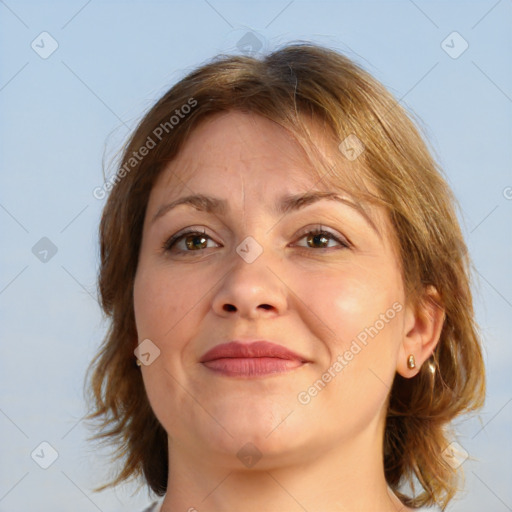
(162, 226, 351, 254)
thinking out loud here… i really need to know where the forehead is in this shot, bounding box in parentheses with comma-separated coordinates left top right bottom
(154, 110, 325, 195)
(142, 111, 401, 265)
(145, 111, 394, 243)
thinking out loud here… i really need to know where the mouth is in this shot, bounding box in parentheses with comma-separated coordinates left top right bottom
(200, 341, 309, 378)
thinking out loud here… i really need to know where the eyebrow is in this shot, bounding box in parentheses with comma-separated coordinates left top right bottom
(151, 191, 380, 236)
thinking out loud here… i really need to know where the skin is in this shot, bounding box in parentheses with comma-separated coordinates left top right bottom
(133, 111, 445, 511)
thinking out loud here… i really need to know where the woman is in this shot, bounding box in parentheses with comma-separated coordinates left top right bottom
(86, 43, 485, 511)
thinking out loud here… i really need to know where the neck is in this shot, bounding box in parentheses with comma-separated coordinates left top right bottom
(160, 422, 408, 512)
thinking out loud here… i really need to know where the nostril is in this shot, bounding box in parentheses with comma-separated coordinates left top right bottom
(223, 304, 236, 312)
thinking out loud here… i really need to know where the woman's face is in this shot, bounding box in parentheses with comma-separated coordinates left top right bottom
(133, 110, 409, 468)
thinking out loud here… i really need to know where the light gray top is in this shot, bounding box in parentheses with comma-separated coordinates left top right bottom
(140, 498, 439, 511)
(141, 500, 162, 512)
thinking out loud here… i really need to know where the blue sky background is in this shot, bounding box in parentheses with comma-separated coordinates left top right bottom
(1, 1, 511, 511)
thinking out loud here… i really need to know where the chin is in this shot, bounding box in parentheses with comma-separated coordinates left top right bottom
(202, 404, 313, 458)
(199, 423, 311, 471)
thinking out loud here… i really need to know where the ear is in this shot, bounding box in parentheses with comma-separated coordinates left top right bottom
(397, 285, 445, 378)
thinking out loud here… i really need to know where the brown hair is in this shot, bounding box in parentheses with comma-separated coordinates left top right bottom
(85, 42, 485, 508)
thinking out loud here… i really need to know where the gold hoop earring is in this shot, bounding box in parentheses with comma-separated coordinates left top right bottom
(407, 354, 416, 369)
(427, 357, 436, 375)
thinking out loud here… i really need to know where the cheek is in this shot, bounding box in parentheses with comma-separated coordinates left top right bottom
(296, 272, 403, 431)
(133, 262, 203, 341)
(314, 266, 402, 343)
(305, 264, 404, 402)
(133, 264, 206, 431)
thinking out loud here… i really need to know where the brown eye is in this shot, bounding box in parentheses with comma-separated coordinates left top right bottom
(163, 230, 219, 252)
(295, 228, 350, 250)
(182, 233, 209, 251)
(306, 232, 331, 249)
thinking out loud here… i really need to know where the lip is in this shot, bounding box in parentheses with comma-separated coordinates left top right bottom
(200, 341, 309, 377)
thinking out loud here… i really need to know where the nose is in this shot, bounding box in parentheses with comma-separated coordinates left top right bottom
(211, 247, 288, 319)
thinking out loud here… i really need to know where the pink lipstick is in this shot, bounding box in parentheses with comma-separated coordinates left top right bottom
(200, 341, 308, 377)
